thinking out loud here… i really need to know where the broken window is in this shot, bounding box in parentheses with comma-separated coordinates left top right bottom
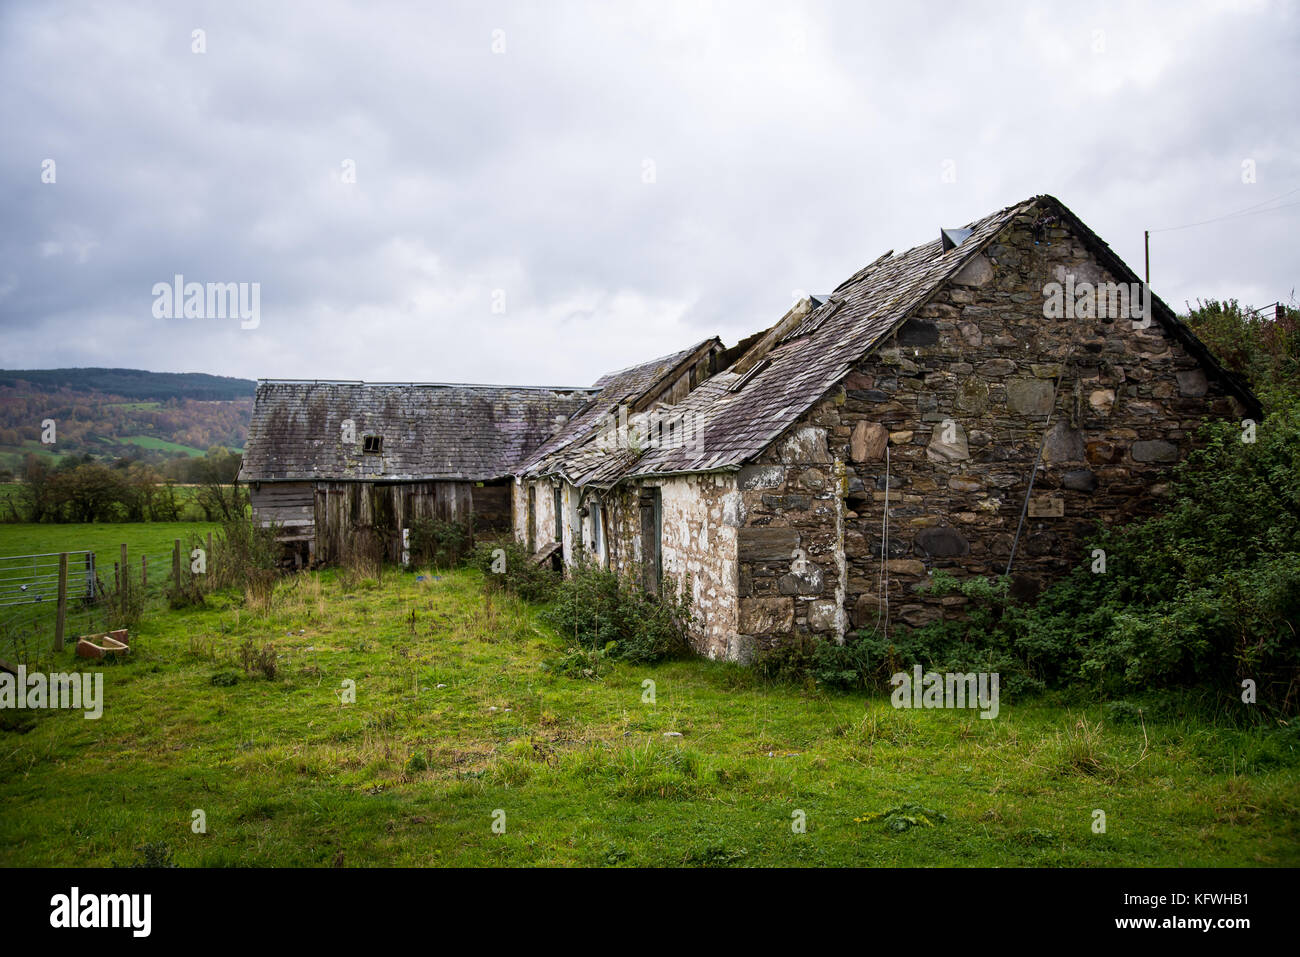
(362, 434, 383, 454)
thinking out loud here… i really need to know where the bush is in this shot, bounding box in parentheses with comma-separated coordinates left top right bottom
(753, 636, 817, 687)
(471, 540, 557, 603)
(1012, 399, 1300, 712)
(544, 557, 694, 664)
(410, 517, 472, 569)
(210, 515, 282, 593)
(842, 398, 1300, 714)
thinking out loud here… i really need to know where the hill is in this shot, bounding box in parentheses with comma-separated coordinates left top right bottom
(0, 368, 254, 474)
(0, 368, 255, 402)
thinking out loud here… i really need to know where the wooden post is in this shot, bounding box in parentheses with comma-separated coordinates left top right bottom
(84, 553, 94, 600)
(54, 553, 68, 652)
(120, 543, 129, 603)
(114, 562, 119, 592)
(141, 555, 147, 589)
(1144, 229, 1149, 284)
(172, 539, 182, 591)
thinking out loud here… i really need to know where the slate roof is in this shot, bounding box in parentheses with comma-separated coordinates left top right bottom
(239, 381, 597, 483)
(241, 195, 1258, 492)
(529, 198, 1034, 487)
(531, 193, 1258, 487)
(517, 338, 721, 483)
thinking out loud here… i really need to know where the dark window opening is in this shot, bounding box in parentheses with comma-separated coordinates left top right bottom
(639, 487, 662, 597)
(362, 435, 383, 454)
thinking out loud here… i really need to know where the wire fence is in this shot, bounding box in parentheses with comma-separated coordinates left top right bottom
(0, 533, 216, 668)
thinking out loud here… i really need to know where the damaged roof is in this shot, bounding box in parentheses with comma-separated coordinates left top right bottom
(239, 381, 596, 483)
(517, 338, 722, 483)
(539, 194, 1259, 487)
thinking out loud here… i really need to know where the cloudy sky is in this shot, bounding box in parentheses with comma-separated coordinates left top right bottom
(1, 0, 1296, 386)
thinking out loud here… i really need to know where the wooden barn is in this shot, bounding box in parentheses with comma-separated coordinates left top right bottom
(238, 380, 595, 565)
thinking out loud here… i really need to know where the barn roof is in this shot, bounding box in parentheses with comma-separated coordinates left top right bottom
(238, 381, 596, 483)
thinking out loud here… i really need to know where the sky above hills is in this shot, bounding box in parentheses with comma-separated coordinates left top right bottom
(1, 0, 1296, 386)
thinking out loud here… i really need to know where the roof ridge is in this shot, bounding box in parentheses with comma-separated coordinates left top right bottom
(257, 378, 597, 391)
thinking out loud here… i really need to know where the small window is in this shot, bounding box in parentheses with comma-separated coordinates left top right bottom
(362, 434, 383, 454)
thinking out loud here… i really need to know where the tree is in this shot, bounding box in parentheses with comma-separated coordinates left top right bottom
(193, 447, 246, 521)
(52, 464, 129, 522)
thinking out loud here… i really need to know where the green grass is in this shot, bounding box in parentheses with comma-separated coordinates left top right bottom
(0, 562, 1295, 868)
(114, 435, 206, 456)
(0, 522, 220, 571)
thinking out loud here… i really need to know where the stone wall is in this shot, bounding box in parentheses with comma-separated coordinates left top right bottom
(731, 209, 1243, 655)
(731, 427, 848, 659)
(603, 474, 741, 659)
(512, 477, 563, 555)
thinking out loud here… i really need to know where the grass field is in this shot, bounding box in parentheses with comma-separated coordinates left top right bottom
(0, 521, 221, 571)
(0, 559, 1295, 868)
(114, 435, 206, 456)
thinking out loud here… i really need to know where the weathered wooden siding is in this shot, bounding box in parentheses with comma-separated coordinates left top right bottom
(250, 482, 315, 538)
(311, 480, 476, 564)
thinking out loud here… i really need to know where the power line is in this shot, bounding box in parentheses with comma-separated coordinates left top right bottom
(1150, 187, 1300, 233)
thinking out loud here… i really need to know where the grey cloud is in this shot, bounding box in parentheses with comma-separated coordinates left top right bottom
(1, 0, 1296, 384)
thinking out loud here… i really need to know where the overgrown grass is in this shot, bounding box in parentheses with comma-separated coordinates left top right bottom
(0, 564, 1296, 867)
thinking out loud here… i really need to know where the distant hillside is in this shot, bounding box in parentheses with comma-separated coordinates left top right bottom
(0, 369, 253, 475)
(0, 368, 256, 402)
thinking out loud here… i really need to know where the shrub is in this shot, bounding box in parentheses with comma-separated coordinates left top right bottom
(753, 637, 817, 687)
(544, 557, 694, 664)
(210, 515, 282, 593)
(409, 517, 472, 569)
(471, 540, 557, 603)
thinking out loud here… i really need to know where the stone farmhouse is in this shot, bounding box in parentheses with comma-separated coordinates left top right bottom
(241, 195, 1258, 659)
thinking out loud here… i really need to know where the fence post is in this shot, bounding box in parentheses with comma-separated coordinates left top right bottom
(55, 553, 68, 652)
(120, 543, 129, 605)
(84, 553, 94, 600)
(141, 555, 147, 589)
(172, 539, 182, 593)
